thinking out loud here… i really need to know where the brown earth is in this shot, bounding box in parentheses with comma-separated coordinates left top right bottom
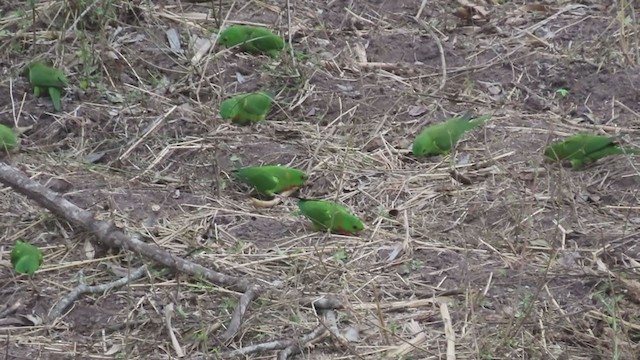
(1, 0, 640, 359)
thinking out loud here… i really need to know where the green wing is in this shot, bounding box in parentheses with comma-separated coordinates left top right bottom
(219, 25, 284, 57)
(234, 167, 280, 196)
(28, 63, 68, 88)
(220, 96, 241, 120)
(262, 166, 306, 193)
(298, 199, 364, 235)
(0, 124, 17, 152)
(413, 113, 491, 157)
(298, 199, 335, 230)
(544, 134, 614, 162)
(11, 240, 43, 275)
(246, 27, 285, 56)
(240, 92, 272, 119)
(579, 144, 640, 168)
(221, 91, 272, 125)
(218, 25, 251, 48)
(235, 165, 307, 196)
(14, 256, 42, 275)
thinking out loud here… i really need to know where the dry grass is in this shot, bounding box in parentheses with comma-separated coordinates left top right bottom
(1, 0, 640, 359)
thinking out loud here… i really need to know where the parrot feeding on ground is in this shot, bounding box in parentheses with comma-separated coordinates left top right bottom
(10, 240, 43, 275)
(297, 199, 364, 235)
(26, 62, 69, 112)
(218, 25, 285, 57)
(0, 124, 17, 152)
(544, 133, 640, 169)
(412, 112, 492, 157)
(233, 165, 307, 197)
(220, 91, 273, 125)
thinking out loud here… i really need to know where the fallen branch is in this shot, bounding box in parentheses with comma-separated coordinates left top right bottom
(219, 339, 294, 358)
(0, 161, 261, 334)
(0, 301, 21, 319)
(220, 284, 260, 343)
(0, 161, 344, 343)
(216, 311, 332, 359)
(277, 321, 329, 360)
(48, 265, 147, 320)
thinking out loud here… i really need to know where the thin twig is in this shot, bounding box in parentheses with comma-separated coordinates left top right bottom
(48, 265, 147, 320)
(277, 316, 331, 360)
(0, 302, 21, 319)
(220, 284, 260, 342)
(165, 303, 185, 358)
(441, 302, 456, 360)
(412, 16, 446, 96)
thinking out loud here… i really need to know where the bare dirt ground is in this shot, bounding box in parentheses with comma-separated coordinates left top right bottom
(1, 0, 640, 359)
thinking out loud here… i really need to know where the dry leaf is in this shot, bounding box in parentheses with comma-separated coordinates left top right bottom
(20, 313, 42, 326)
(84, 238, 95, 260)
(521, 4, 551, 13)
(453, 1, 489, 21)
(166, 28, 183, 53)
(342, 326, 360, 342)
(105, 344, 125, 356)
(407, 104, 428, 117)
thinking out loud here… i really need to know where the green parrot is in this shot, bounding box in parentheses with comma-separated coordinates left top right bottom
(219, 91, 273, 125)
(298, 199, 365, 235)
(233, 165, 307, 197)
(0, 124, 17, 152)
(544, 133, 640, 169)
(11, 240, 43, 275)
(218, 25, 285, 57)
(412, 112, 492, 157)
(26, 62, 68, 112)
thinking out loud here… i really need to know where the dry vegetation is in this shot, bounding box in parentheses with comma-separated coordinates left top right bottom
(1, 0, 640, 359)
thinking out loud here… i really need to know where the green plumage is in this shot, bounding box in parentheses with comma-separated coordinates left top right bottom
(218, 25, 285, 57)
(0, 124, 17, 152)
(220, 91, 273, 125)
(544, 133, 640, 169)
(298, 199, 364, 235)
(233, 165, 307, 197)
(27, 62, 68, 112)
(10, 240, 43, 275)
(412, 112, 491, 157)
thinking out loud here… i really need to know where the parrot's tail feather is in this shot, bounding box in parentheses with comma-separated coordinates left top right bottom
(469, 115, 492, 127)
(620, 147, 640, 154)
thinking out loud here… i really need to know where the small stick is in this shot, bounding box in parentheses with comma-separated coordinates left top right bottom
(220, 284, 260, 342)
(164, 303, 185, 358)
(48, 265, 147, 320)
(441, 302, 456, 360)
(411, 16, 447, 96)
(0, 302, 21, 319)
